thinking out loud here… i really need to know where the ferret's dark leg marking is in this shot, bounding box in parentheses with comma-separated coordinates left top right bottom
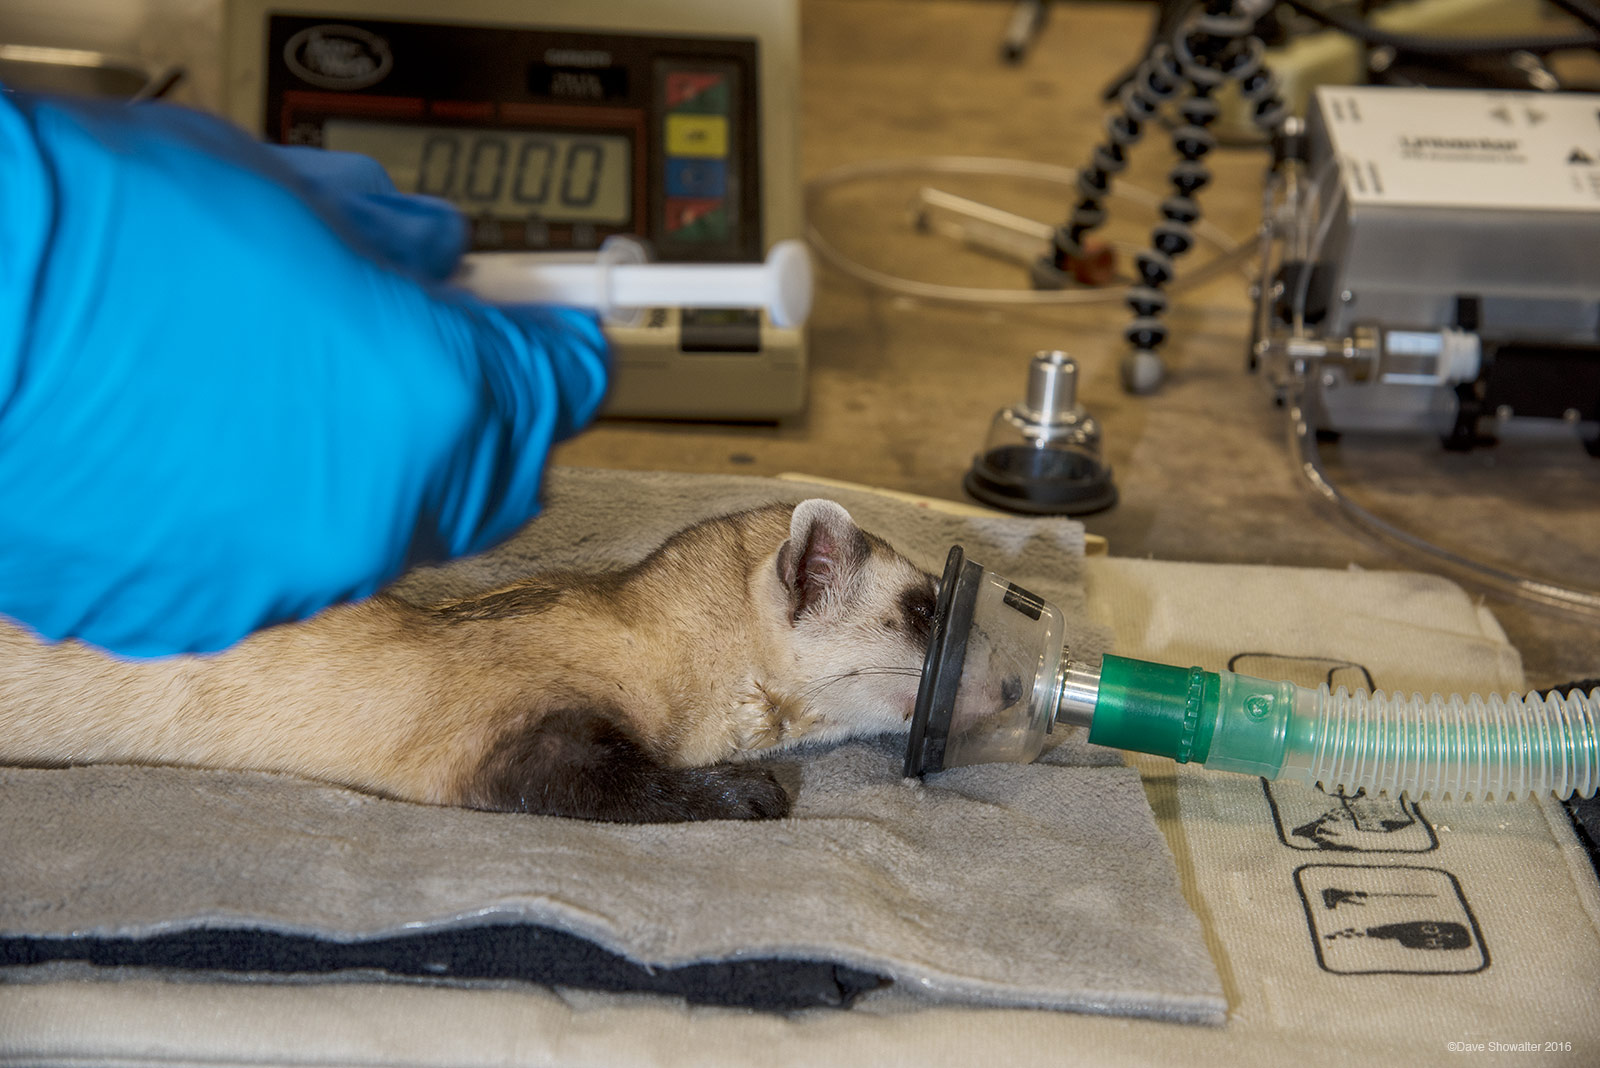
(464, 707, 790, 823)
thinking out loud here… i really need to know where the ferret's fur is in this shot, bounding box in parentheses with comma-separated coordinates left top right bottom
(0, 500, 937, 822)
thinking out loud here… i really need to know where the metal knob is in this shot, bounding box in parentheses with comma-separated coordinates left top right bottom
(1025, 350, 1081, 424)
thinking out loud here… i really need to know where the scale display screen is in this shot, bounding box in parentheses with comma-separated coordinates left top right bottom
(324, 120, 633, 226)
(257, 14, 762, 260)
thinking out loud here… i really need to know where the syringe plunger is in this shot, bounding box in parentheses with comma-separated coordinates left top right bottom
(455, 238, 813, 328)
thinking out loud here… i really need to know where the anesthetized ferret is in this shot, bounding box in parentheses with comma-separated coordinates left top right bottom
(0, 500, 937, 823)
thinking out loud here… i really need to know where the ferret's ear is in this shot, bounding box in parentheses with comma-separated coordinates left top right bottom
(776, 499, 867, 622)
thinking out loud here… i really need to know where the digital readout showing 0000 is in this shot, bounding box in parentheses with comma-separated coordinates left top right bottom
(323, 119, 632, 225)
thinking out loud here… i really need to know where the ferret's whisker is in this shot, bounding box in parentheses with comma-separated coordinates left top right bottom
(798, 667, 921, 701)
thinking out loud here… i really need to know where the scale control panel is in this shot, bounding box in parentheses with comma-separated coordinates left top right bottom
(226, 0, 804, 419)
(261, 16, 762, 263)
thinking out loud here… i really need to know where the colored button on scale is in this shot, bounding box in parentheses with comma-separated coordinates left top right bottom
(665, 114, 729, 158)
(665, 157, 728, 198)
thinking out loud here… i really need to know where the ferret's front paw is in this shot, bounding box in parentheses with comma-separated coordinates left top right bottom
(680, 763, 791, 820)
(733, 682, 819, 753)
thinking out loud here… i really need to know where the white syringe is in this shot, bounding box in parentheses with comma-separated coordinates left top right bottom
(454, 236, 813, 329)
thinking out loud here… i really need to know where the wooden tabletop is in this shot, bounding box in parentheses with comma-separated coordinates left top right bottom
(554, 0, 1600, 690)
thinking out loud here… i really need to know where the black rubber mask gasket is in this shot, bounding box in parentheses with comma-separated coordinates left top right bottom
(903, 545, 983, 778)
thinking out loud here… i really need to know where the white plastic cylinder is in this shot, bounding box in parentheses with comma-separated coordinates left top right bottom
(1277, 684, 1600, 800)
(455, 239, 812, 328)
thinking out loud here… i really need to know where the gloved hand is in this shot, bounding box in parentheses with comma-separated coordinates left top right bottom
(0, 91, 608, 656)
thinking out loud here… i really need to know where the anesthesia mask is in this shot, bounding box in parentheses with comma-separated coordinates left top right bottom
(904, 547, 1599, 800)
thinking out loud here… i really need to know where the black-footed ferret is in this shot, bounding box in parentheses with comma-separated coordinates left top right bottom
(0, 500, 938, 823)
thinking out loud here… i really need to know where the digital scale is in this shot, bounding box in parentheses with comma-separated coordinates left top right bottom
(223, 0, 804, 419)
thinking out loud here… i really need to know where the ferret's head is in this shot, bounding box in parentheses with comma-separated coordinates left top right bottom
(768, 499, 938, 744)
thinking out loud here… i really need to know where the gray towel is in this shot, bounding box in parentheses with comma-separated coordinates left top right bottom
(0, 469, 1224, 1023)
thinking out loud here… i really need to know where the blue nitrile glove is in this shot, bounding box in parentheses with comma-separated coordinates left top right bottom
(0, 91, 608, 656)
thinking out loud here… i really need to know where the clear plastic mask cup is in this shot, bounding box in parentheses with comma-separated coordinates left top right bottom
(904, 546, 1066, 776)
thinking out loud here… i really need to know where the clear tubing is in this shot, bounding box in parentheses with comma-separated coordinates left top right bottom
(802, 155, 1253, 308)
(1273, 683, 1600, 801)
(1289, 158, 1343, 335)
(1286, 383, 1600, 621)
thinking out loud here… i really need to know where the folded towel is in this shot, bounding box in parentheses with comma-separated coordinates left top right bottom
(0, 469, 1224, 1023)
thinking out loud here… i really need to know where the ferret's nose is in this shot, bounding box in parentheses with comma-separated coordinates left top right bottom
(1000, 674, 1024, 708)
